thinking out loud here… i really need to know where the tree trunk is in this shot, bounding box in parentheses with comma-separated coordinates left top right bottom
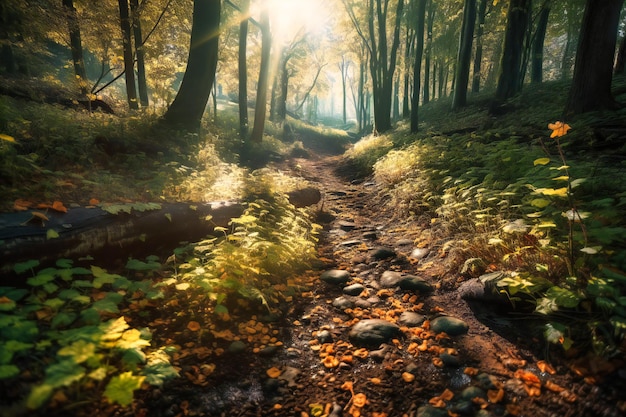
(410, 0, 427, 133)
(276, 53, 290, 123)
(393, 75, 400, 120)
(560, 4, 578, 80)
(130, 0, 149, 106)
(340, 57, 349, 124)
(452, 0, 477, 110)
(402, 14, 414, 118)
(422, 0, 434, 104)
(118, 0, 139, 109)
(493, 0, 530, 105)
(250, 7, 271, 142)
(616, 33, 626, 75)
(531, 1, 550, 84)
(63, 0, 89, 96)
(162, 0, 220, 127)
(471, 0, 487, 93)
(565, 0, 624, 115)
(238, 0, 250, 138)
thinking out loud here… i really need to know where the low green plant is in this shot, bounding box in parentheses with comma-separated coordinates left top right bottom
(0, 258, 177, 412)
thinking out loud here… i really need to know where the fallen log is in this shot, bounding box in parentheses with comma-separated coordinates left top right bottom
(0, 187, 321, 283)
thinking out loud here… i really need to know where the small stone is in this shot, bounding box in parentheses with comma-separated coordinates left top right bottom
(332, 296, 354, 310)
(338, 220, 357, 230)
(380, 270, 402, 288)
(349, 319, 400, 348)
(476, 373, 500, 390)
(430, 316, 469, 336)
(340, 239, 362, 247)
(440, 353, 462, 367)
(317, 330, 333, 344)
(417, 405, 448, 417)
(259, 345, 280, 356)
(450, 400, 474, 415)
(398, 275, 434, 293)
(371, 247, 396, 260)
(228, 340, 247, 353)
(409, 248, 429, 260)
(398, 311, 426, 327)
(278, 366, 300, 387)
(397, 239, 413, 246)
(459, 386, 487, 401)
(363, 231, 378, 240)
(355, 298, 373, 309)
(343, 283, 366, 296)
(320, 269, 351, 285)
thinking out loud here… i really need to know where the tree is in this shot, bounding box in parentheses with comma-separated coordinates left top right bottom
(492, 0, 530, 106)
(238, 0, 250, 138)
(410, 0, 427, 133)
(616, 32, 626, 75)
(130, 0, 149, 106)
(63, 0, 89, 95)
(162, 0, 221, 127)
(451, 0, 476, 110)
(471, 0, 488, 93)
(422, 0, 434, 103)
(566, 0, 624, 114)
(250, 6, 271, 142)
(118, 0, 139, 109)
(530, 0, 550, 83)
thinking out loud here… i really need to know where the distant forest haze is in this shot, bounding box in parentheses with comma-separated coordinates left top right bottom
(1, 0, 625, 133)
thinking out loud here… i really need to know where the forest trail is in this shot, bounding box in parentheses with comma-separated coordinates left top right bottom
(131, 150, 622, 417)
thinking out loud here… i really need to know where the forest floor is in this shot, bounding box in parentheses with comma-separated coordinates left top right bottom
(116, 149, 624, 417)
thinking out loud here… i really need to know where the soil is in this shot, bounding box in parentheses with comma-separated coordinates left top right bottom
(18, 150, 626, 417)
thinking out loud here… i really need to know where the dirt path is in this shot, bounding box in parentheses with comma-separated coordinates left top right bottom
(132, 152, 622, 417)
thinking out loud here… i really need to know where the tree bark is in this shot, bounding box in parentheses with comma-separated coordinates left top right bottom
(493, 0, 530, 106)
(452, 0, 477, 110)
(130, 0, 149, 106)
(118, 0, 139, 109)
(566, 0, 624, 115)
(531, 1, 550, 83)
(471, 0, 488, 93)
(63, 0, 89, 96)
(250, 7, 271, 142)
(410, 0, 427, 133)
(162, 0, 221, 127)
(422, 0, 434, 104)
(238, 0, 250, 138)
(616, 33, 626, 75)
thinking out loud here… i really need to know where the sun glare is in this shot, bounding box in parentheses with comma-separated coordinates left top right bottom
(268, 0, 331, 42)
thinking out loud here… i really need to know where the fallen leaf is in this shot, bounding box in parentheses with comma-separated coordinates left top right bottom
(487, 388, 504, 403)
(266, 367, 282, 378)
(187, 321, 201, 331)
(464, 367, 479, 376)
(401, 372, 415, 382)
(537, 360, 556, 375)
(544, 380, 564, 393)
(52, 201, 68, 213)
(13, 199, 32, 211)
(322, 355, 339, 368)
(352, 393, 367, 408)
(440, 389, 454, 401)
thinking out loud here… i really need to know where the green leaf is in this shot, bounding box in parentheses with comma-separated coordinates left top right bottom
(91, 266, 123, 288)
(46, 229, 60, 239)
(26, 384, 54, 410)
(58, 340, 96, 364)
(26, 273, 55, 287)
(0, 297, 16, 311)
(533, 157, 551, 166)
(104, 372, 145, 406)
(0, 364, 20, 379)
(546, 286, 580, 308)
(535, 297, 558, 315)
(535, 187, 569, 197)
(214, 304, 228, 314)
(13, 260, 40, 274)
(126, 258, 160, 271)
(56, 259, 73, 268)
(51, 312, 77, 329)
(44, 360, 86, 387)
(142, 362, 178, 386)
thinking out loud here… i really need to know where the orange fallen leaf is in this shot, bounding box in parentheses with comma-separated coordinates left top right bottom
(401, 372, 415, 382)
(266, 367, 282, 378)
(89, 198, 100, 205)
(548, 121, 571, 138)
(352, 393, 367, 408)
(369, 377, 382, 385)
(464, 367, 479, 376)
(544, 380, 564, 393)
(341, 381, 354, 393)
(353, 348, 369, 359)
(52, 201, 68, 213)
(487, 388, 504, 403)
(537, 360, 556, 375)
(514, 369, 541, 385)
(506, 403, 521, 416)
(322, 355, 339, 368)
(428, 397, 446, 408)
(13, 199, 32, 211)
(440, 389, 454, 401)
(187, 321, 201, 331)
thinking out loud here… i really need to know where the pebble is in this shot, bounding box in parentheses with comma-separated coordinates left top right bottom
(348, 319, 400, 348)
(440, 352, 462, 367)
(397, 238, 413, 246)
(398, 275, 434, 293)
(332, 296, 354, 310)
(316, 330, 333, 344)
(409, 248, 429, 260)
(320, 269, 351, 285)
(459, 386, 487, 401)
(343, 283, 366, 296)
(371, 247, 396, 260)
(228, 340, 247, 353)
(340, 239, 362, 247)
(398, 311, 426, 327)
(430, 316, 469, 336)
(380, 270, 402, 287)
(417, 405, 448, 417)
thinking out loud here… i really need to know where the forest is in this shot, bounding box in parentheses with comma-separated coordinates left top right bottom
(1, 0, 626, 416)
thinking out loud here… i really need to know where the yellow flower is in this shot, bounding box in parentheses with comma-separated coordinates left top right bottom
(548, 121, 571, 138)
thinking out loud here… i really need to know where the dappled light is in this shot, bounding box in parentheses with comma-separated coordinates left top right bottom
(1, 0, 626, 416)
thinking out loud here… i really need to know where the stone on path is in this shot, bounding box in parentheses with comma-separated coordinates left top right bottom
(349, 319, 400, 348)
(398, 275, 434, 293)
(343, 283, 366, 296)
(409, 248, 429, 260)
(320, 269, 351, 285)
(430, 316, 469, 336)
(417, 405, 448, 417)
(332, 296, 354, 310)
(398, 311, 426, 327)
(379, 270, 402, 287)
(371, 247, 396, 260)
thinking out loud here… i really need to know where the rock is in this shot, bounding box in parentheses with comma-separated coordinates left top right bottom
(398, 275, 434, 293)
(349, 319, 400, 348)
(459, 386, 487, 401)
(228, 340, 247, 353)
(332, 296, 354, 310)
(440, 353, 462, 367)
(476, 373, 500, 390)
(339, 239, 362, 247)
(450, 400, 474, 415)
(278, 366, 300, 387)
(363, 231, 378, 240)
(343, 283, 366, 296)
(371, 247, 396, 260)
(409, 248, 429, 260)
(417, 405, 448, 417)
(316, 330, 333, 344)
(398, 311, 426, 327)
(355, 298, 373, 309)
(430, 316, 469, 336)
(337, 220, 357, 230)
(380, 270, 403, 288)
(259, 345, 280, 356)
(320, 269, 351, 285)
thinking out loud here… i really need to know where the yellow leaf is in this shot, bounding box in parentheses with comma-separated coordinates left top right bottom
(47, 229, 60, 239)
(535, 187, 568, 197)
(0, 133, 16, 142)
(552, 176, 569, 181)
(548, 121, 571, 138)
(533, 157, 551, 166)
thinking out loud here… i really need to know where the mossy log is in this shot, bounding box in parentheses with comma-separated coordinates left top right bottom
(0, 187, 321, 282)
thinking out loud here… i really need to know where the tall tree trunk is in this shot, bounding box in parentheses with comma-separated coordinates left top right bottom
(276, 53, 290, 123)
(162, 0, 220, 127)
(493, 0, 530, 105)
(340, 56, 349, 124)
(118, 0, 139, 109)
(560, 3, 578, 80)
(402, 10, 415, 119)
(422, 0, 434, 104)
(250, 7, 271, 142)
(616, 33, 626, 75)
(63, 0, 89, 96)
(566, 0, 624, 115)
(531, 1, 550, 83)
(238, 0, 250, 138)
(130, 0, 149, 106)
(471, 0, 488, 93)
(452, 0, 477, 110)
(410, 0, 427, 133)
(393, 75, 400, 120)
(358, 54, 366, 131)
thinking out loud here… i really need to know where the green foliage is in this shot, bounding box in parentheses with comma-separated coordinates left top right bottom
(0, 259, 177, 411)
